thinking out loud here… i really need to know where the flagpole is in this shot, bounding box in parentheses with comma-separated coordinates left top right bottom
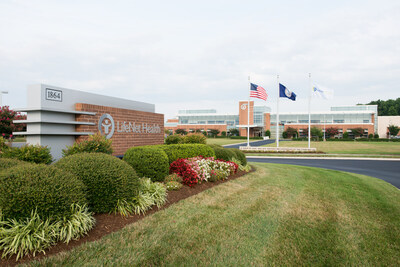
(323, 114, 326, 141)
(308, 73, 311, 148)
(276, 75, 280, 148)
(247, 76, 250, 147)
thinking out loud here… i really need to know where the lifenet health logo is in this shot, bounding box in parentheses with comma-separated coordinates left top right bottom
(98, 113, 115, 139)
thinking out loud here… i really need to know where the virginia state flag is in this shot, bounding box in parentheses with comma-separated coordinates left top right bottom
(279, 83, 296, 101)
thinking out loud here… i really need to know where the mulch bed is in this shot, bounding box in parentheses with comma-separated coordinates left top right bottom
(1, 169, 253, 267)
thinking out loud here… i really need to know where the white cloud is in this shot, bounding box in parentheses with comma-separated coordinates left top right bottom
(0, 0, 399, 120)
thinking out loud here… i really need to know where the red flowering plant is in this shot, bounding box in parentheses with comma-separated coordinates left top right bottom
(0, 106, 26, 139)
(170, 158, 199, 187)
(169, 156, 239, 187)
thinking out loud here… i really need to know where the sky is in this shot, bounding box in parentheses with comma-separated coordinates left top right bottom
(1, 0, 399, 121)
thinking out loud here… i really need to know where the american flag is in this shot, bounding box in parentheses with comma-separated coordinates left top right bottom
(250, 83, 268, 101)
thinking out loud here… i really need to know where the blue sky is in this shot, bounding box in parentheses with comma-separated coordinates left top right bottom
(1, 0, 399, 120)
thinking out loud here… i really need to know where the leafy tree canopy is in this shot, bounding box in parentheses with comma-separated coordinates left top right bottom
(363, 98, 400, 116)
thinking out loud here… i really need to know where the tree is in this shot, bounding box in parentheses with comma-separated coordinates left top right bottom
(325, 127, 339, 138)
(0, 106, 26, 139)
(311, 127, 323, 141)
(195, 129, 202, 133)
(388, 125, 400, 137)
(351, 127, 364, 138)
(365, 98, 400, 116)
(285, 127, 298, 138)
(209, 129, 220, 138)
(221, 131, 227, 137)
(229, 128, 239, 136)
(265, 130, 271, 137)
(175, 128, 187, 135)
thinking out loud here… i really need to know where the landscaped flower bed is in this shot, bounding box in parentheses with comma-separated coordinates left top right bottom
(170, 156, 238, 186)
(0, 135, 251, 264)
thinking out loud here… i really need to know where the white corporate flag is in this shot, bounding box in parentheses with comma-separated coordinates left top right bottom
(312, 85, 333, 99)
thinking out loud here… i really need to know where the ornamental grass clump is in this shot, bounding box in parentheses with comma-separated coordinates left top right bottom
(115, 178, 167, 216)
(0, 205, 95, 260)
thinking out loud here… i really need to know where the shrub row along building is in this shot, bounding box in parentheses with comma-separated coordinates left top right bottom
(165, 101, 399, 138)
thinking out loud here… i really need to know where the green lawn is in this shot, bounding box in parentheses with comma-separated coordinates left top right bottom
(263, 141, 400, 155)
(29, 163, 400, 266)
(206, 138, 249, 146)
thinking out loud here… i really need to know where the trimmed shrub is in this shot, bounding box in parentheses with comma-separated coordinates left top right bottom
(209, 145, 236, 161)
(374, 134, 379, 139)
(55, 153, 140, 213)
(62, 133, 113, 156)
(227, 148, 247, 166)
(0, 164, 87, 221)
(158, 144, 215, 164)
(124, 147, 169, 182)
(183, 133, 207, 144)
(0, 158, 33, 172)
(1, 144, 52, 164)
(165, 134, 184, 145)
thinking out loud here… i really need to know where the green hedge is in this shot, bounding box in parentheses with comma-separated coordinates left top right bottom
(55, 153, 140, 213)
(123, 147, 169, 182)
(0, 158, 33, 172)
(227, 148, 247, 166)
(0, 164, 87, 221)
(159, 144, 215, 164)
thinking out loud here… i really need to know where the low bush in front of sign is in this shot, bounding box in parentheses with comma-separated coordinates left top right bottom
(55, 153, 140, 213)
(62, 133, 113, 156)
(123, 147, 169, 182)
(1, 144, 52, 164)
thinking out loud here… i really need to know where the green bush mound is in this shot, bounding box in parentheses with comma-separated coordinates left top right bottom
(0, 164, 87, 221)
(165, 134, 183, 145)
(123, 147, 169, 182)
(208, 144, 236, 161)
(55, 153, 140, 213)
(62, 133, 113, 156)
(156, 144, 215, 164)
(1, 144, 52, 164)
(227, 148, 247, 166)
(0, 158, 33, 172)
(183, 134, 206, 144)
